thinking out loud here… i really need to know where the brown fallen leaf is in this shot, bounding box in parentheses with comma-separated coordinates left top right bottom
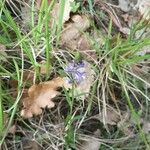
(51, 0, 74, 24)
(91, 107, 134, 136)
(92, 107, 121, 125)
(61, 14, 91, 49)
(21, 77, 70, 118)
(10, 62, 52, 99)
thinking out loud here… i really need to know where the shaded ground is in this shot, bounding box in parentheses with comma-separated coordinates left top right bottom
(0, 0, 150, 149)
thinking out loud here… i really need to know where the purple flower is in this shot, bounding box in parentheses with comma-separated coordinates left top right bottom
(64, 61, 86, 84)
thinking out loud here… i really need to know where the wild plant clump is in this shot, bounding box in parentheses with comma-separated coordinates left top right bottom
(0, 0, 150, 149)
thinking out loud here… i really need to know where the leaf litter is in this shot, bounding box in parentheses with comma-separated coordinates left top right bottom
(21, 60, 95, 118)
(2, 0, 150, 149)
(61, 14, 91, 50)
(21, 77, 70, 118)
(78, 129, 101, 150)
(51, 0, 74, 24)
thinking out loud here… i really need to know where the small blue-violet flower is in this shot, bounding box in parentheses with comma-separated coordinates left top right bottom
(64, 61, 86, 84)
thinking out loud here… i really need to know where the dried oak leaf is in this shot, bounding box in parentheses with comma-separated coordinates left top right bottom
(92, 107, 121, 125)
(21, 77, 70, 118)
(61, 14, 91, 50)
(51, 0, 74, 24)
